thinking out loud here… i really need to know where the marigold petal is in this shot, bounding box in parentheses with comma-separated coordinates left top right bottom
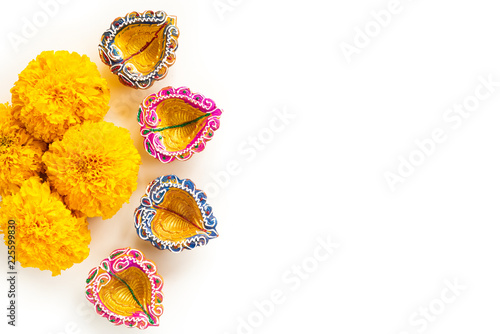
(43, 121, 141, 219)
(0, 103, 46, 197)
(10, 50, 110, 143)
(0, 177, 91, 276)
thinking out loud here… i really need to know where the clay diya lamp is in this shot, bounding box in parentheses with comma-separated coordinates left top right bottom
(85, 248, 164, 328)
(138, 86, 223, 163)
(98, 10, 179, 89)
(134, 175, 219, 252)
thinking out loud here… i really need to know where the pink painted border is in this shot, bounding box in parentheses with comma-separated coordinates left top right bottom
(138, 86, 223, 163)
(85, 248, 164, 329)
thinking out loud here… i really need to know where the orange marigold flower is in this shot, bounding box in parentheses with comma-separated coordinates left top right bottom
(0, 177, 91, 276)
(43, 121, 141, 219)
(0, 103, 46, 197)
(10, 50, 110, 143)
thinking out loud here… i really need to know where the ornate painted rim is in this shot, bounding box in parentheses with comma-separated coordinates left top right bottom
(85, 248, 164, 329)
(134, 175, 219, 252)
(98, 10, 179, 89)
(138, 86, 223, 163)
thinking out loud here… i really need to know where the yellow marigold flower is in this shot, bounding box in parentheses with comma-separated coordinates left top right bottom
(0, 103, 46, 197)
(43, 121, 141, 219)
(0, 177, 91, 276)
(10, 50, 110, 143)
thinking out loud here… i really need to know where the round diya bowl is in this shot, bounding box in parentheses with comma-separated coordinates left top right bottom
(134, 175, 219, 252)
(85, 248, 164, 329)
(138, 86, 223, 163)
(98, 10, 179, 89)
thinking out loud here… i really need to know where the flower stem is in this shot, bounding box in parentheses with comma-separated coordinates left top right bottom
(106, 270, 155, 324)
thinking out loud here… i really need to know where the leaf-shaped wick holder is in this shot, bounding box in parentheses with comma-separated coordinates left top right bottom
(138, 86, 223, 163)
(85, 248, 164, 329)
(98, 10, 179, 89)
(134, 175, 219, 252)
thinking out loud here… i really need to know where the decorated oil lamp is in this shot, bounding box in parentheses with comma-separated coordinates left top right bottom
(138, 86, 223, 163)
(134, 175, 219, 252)
(85, 248, 164, 328)
(98, 10, 179, 89)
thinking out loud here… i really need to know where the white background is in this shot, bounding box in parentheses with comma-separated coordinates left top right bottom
(1, 0, 500, 333)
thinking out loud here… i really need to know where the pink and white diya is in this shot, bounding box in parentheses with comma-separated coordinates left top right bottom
(85, 248, 164, 329)
(138, 86, 223, 163)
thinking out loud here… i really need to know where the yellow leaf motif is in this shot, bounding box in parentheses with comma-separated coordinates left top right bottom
(99, 267, 152, 317)
(151, 188, 205, 242)
(85, 248, 164, 329)
(98, 10, 179, 89)
(134, 175, 219, 251)
(114, 22, 169, 76)
(153, 98, 211, 152)
(138, 87, 223, 163)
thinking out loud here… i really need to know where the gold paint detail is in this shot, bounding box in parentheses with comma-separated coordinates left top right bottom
(154, 98, 209, 152)
(114, 23, 168, 76)
(151, 188, 205, 242)
(99, 267, 152, 317)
